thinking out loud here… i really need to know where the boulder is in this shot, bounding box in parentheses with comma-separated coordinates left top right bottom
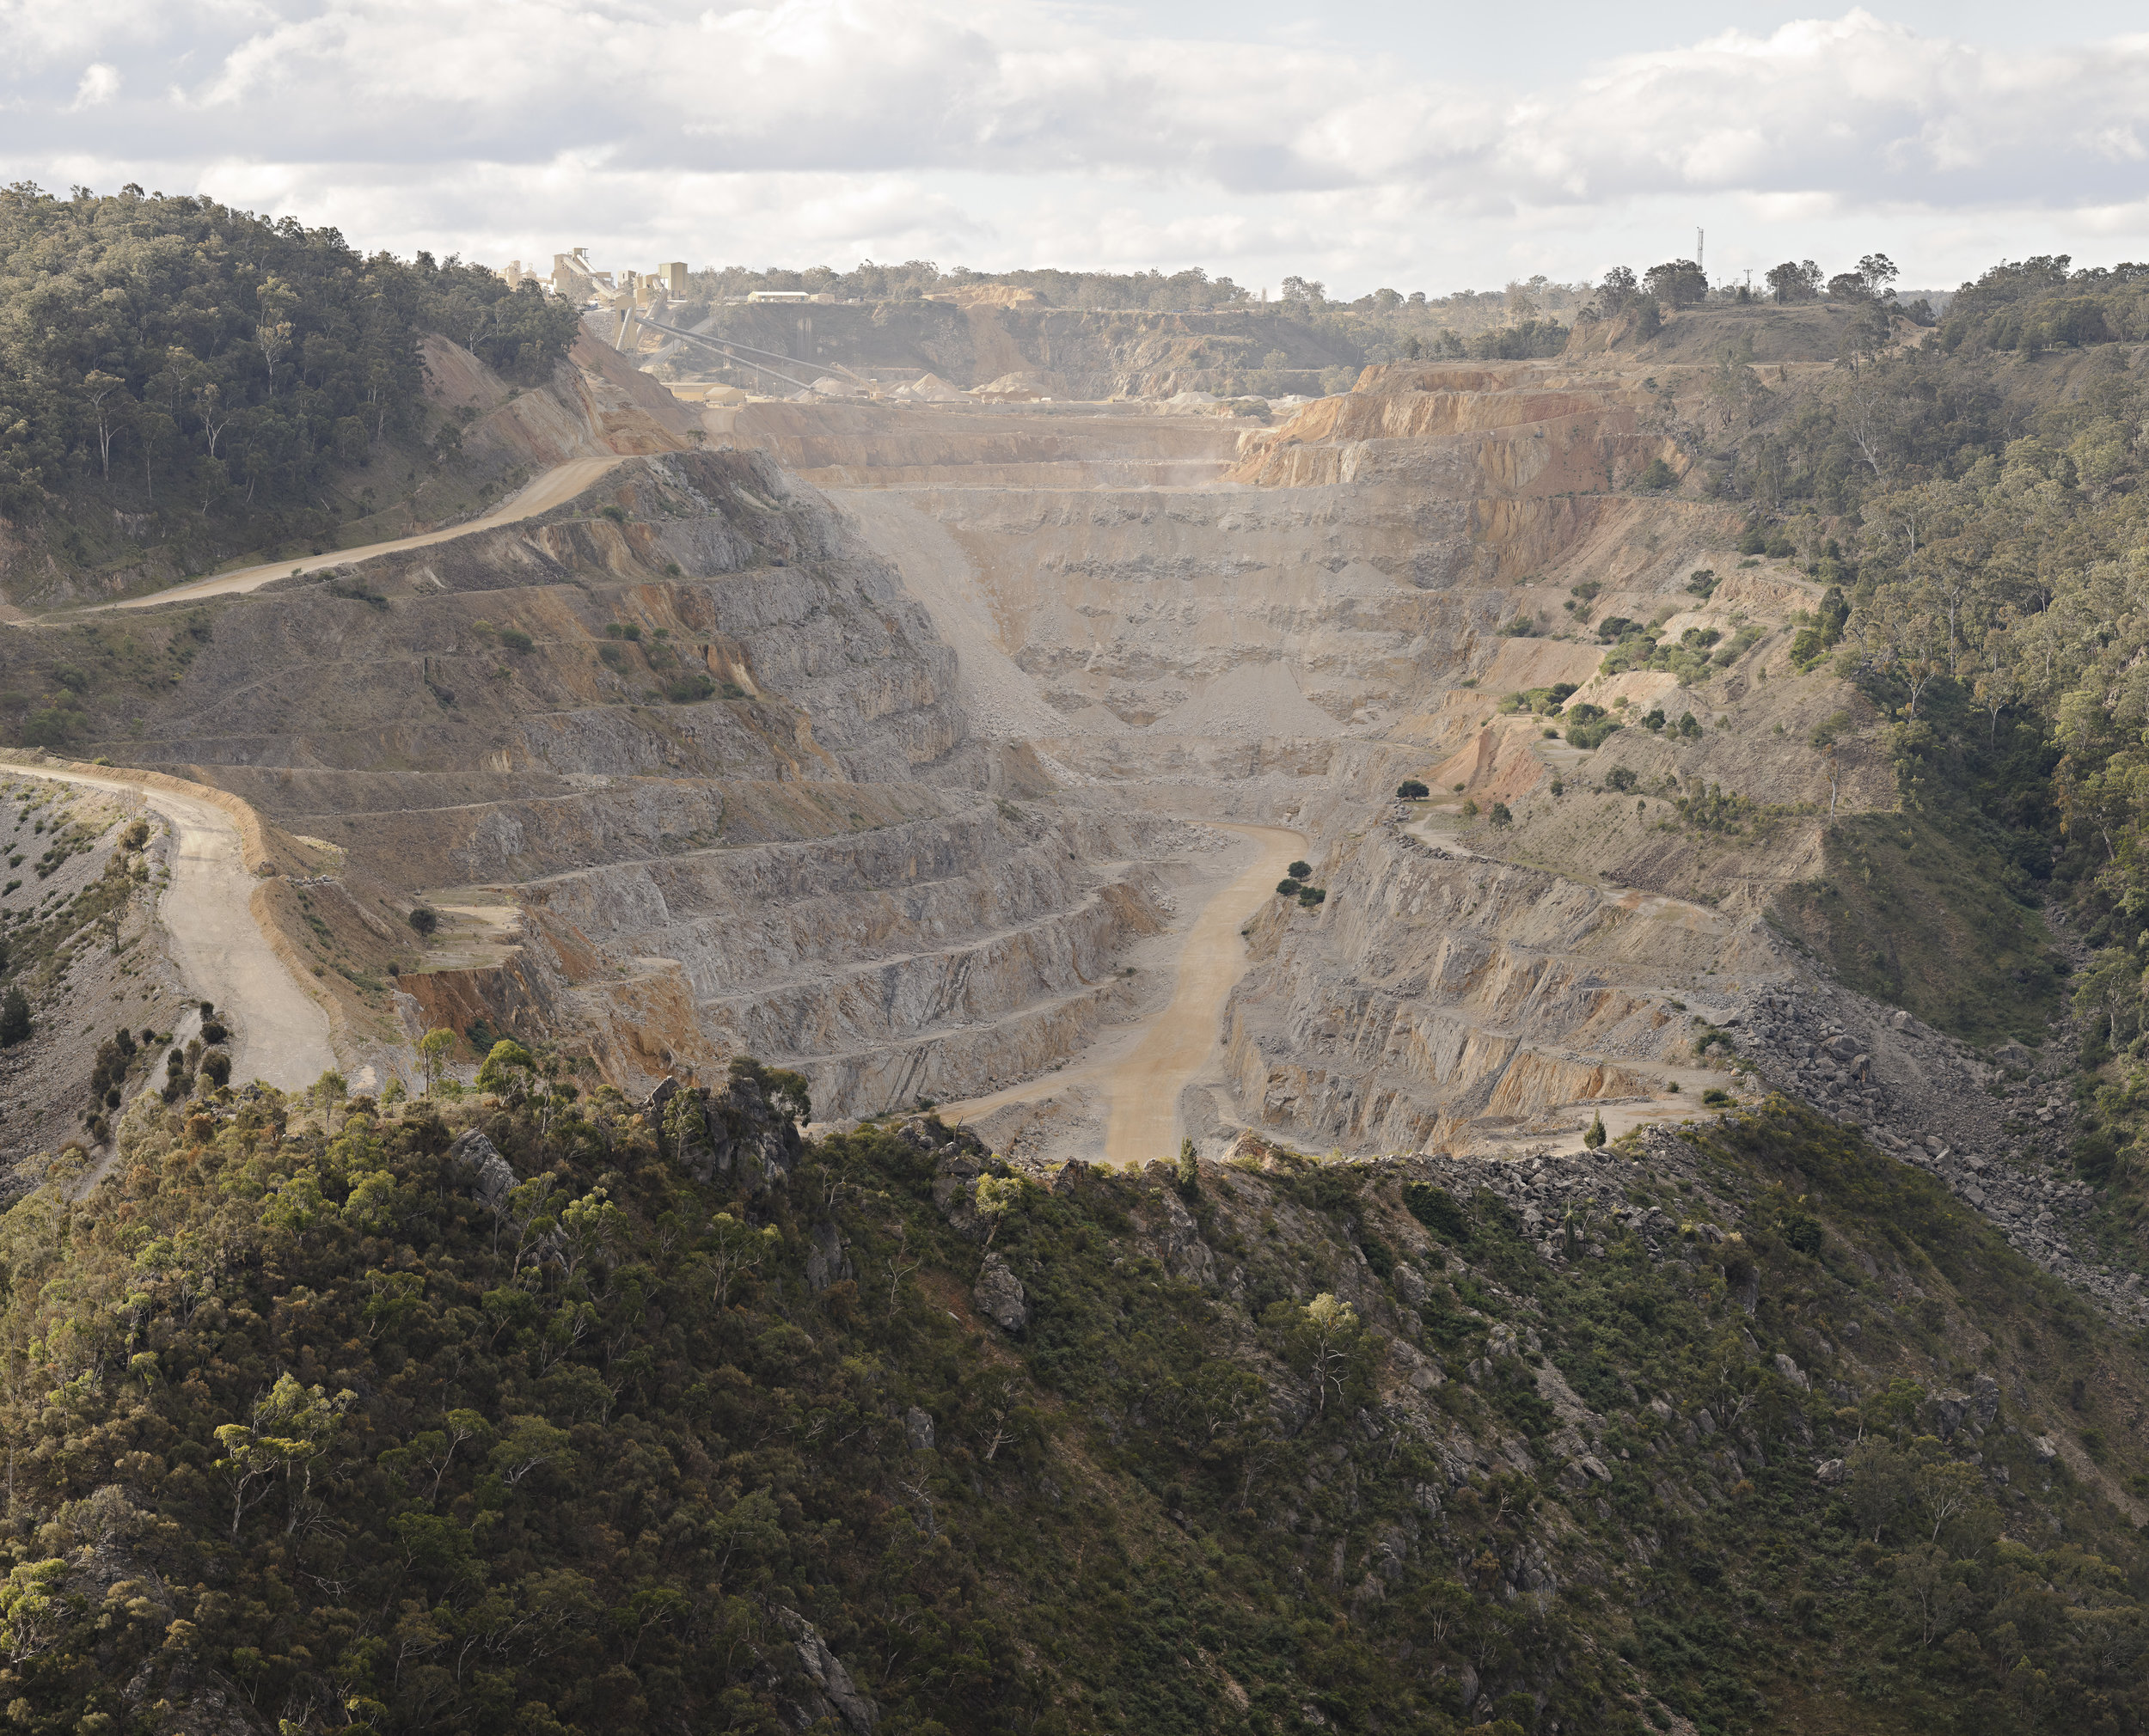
(1772, 1352, 1809, 1391)
(903, 1407, 934, 1452)
(447, 1129, 517, 1208)
(1973, 1373, 2000, 1425)
(1814, 1458, 1848, 1486)
(972, 1252, 1028, 1332)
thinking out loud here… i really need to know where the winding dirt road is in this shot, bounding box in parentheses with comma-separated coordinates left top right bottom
(90, 455, 625, 613)
(19, 767, 334, 1090)
(947, 822, 1303, 1163)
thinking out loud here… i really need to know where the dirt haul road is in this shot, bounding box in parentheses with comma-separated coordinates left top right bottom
(947, 823, 1302, 1163)
(1100, 824, 1303, 1165)
(20, 767, 334, 1091)
(89, 456, 625, 613)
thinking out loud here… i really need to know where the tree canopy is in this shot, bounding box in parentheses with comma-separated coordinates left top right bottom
(0, 183, 579, 545)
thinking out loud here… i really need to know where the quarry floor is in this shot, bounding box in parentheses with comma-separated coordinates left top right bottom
(944, 822, 1302, 1164)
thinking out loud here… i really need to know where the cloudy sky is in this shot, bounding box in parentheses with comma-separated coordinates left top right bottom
(3, 0, 2147, 296)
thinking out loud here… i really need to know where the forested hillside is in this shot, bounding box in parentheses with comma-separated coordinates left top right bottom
(0, 185, 578, 590)
(1637, 256, 2149, 1287)
(3, 1066, 2146, 1736)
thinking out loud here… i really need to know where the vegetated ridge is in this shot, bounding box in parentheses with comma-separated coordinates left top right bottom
(4, 1073, 2146, 1736)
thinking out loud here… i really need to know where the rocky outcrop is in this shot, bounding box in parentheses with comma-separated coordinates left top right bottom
(448, 1129, 517, 1207)
(805, 1220, 855, 1293)
(972, 1253, 1028, 1331)
(643, 1069, 801, 1184)
(772, 1607, 879, 1734)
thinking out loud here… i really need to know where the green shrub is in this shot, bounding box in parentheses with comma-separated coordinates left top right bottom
(1397, 779, 1429, 798)
(1637, 457, 1676, 491)
(0, 985, 28, 1045)
(1780, 1212, 1824, 1255)
(21, 709, 72, 747)
(1402, 1181, 1471, 1244)
(498, 627, 535, 653)
(664, 673, 717, 703)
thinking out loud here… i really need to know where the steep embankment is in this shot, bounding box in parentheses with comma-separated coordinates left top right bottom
(9, 1072, 2149, 1735)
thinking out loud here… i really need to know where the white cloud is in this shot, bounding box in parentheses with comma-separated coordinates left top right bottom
(3, 2, 2149, 290)
(69, 62, 119, 109)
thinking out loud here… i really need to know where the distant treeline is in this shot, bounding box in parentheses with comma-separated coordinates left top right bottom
(686, 259, 1599, 331)
(1938, 256, 2149, 353)
(0, 184, 580, 537)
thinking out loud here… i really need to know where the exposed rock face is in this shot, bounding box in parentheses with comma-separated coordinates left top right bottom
(651, 1072, 801, 1185)
(773, 1607, 879, 1734)
(903, 1407, 935, 1452)
(805, 1221, 854, 1293)
(1137, 1178, 1216, 1287)
(972, 1254, 1028, 1332)
(1222, 824, 1766, 1157)
(448, 1129, 517, 1207)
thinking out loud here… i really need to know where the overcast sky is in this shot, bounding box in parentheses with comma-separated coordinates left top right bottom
(4, 1, 2148, 296)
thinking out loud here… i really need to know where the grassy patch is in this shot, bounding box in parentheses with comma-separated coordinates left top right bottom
(1776, 809, 2059, 1044)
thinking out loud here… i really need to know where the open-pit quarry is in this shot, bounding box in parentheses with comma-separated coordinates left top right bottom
(9, 318, 2134, 1321)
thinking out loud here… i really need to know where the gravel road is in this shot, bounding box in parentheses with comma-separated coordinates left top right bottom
(19, 767, 334, 1091)
(81, 455, 625, 614)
